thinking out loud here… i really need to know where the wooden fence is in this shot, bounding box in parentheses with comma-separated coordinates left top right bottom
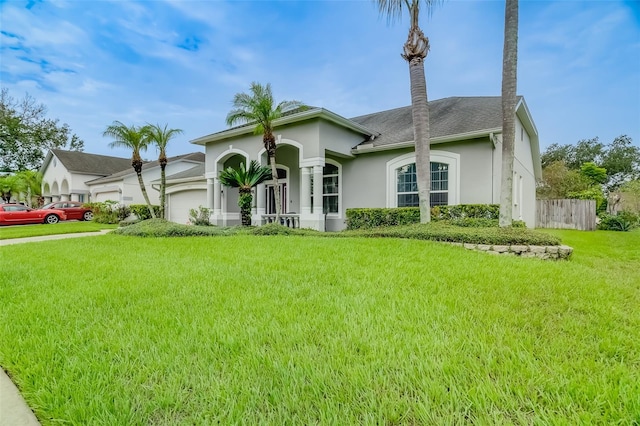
(536, 199, 596, 231)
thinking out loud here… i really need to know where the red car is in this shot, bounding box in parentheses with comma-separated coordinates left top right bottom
(0, 203, 67, 225)
(41, 201, 93, 221)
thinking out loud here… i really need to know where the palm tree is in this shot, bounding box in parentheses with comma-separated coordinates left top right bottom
(103, 121, 156, 219)
(0, 174, 25, 203)
(15, 170, 42, 207)
(226, 82, 307, 223)
(499, 0, 518, 227)
(218, 160, 272, 226)
(144, 123, 183, 219)
(377, 0, 438, 223)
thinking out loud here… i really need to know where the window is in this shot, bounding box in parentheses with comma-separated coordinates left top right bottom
(430, 162, 449, 206)
(387, 151, 459, 208)
(396, 162, 449, 207)
(323, 163, 339, 214)
(396, 163, 418, 207)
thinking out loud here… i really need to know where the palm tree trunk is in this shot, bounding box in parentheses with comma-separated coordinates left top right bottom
(404, 24, 431, 223)
(499, 0, 518, 227)
(136, 171, 156, 219)
(265, 133, 281, 223)
(160, 164, 166, 219)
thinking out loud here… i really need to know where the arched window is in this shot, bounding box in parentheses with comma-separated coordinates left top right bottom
(387, 151, 459, 208)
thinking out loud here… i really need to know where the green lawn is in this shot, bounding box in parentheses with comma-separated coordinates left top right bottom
(0, 221, 117, 240)
(0, 230, 638, 424)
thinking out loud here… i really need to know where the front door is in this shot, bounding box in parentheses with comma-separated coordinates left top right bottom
(266, 183, 287, 215)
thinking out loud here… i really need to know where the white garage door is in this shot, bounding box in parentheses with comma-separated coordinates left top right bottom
(94, 191, 120, 203)
(168, 189, 207, 225)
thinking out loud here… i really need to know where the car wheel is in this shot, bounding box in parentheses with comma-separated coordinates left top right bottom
(44, 214, 59, 224)
(83, 211, 93, 221)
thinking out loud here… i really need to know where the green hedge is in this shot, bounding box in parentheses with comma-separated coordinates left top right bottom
(346, 205, 501, 230)
(130, 204, 161, 220)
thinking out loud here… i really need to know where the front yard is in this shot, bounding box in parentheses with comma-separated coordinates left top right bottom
(0, 230, 638, 424)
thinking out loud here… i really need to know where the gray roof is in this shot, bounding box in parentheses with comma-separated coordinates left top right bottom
(350, 96, 508, 147)
(164, 164, 205, 181)
(87, 152, 205, 184)
(49, 149, 131, 176)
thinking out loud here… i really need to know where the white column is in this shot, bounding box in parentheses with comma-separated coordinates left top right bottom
(206, 178, 214, 210)
(312, 165, 323, 215)
(213, 178, 221, 215)
(256, 183, 266, 215)
(300, 167, 311, 215)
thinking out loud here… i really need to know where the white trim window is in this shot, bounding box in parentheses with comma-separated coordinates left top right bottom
(387, 151, 460, 208)
(323, 162, 339, 214)
(312, 159, 342, 217)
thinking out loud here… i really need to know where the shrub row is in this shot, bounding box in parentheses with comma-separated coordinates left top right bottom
(597, 211, 640, 232)
(346, 205, 501, 230)
(112, 219, 237, 237)
(130, 204, 161, 220)
(112, 220, 559, 246)
(342, 223, 561, 246)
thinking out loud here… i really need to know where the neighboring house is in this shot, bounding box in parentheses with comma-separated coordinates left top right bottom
(40, 149, 205, 208)
(40, 149, 131, 203)
(170, 96, 541, 230)
(86, 152, 204, 205)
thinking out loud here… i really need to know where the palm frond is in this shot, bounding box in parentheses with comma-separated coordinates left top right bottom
(218, 160, 272, 190)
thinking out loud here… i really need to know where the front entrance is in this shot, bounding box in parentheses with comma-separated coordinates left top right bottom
(265, 167, 288, 214)
(266, 183, 287, 214)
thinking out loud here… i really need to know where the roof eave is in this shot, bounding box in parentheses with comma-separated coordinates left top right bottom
(191, 109, 376, 146)
(351, 128, 501, 154)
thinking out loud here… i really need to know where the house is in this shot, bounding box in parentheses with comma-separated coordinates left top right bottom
(166, 96, 541, 230)
(40, 149, 131, 204)
(40, 149, 205, 207)
(86, 152, 204, 205)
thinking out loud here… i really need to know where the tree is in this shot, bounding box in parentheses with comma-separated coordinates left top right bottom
(540, 135, 639, 191)
(0, 174, 25, 203)
(377, 0, 437, 223)
(226, 82, 306, 223)
(218, 160, 272, 226)
(144, 123, 183, 219)
(0, 170, 42, 206)
(103, 121, 156, 219)
(0, 88, 84, 172)
(499, 0, 518, 227)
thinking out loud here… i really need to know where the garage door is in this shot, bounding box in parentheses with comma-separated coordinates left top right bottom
(94, 191, 120, 203)
(168, 189, 207, 225)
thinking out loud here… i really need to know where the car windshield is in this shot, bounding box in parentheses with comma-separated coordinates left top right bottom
(41, 203, 57, 209)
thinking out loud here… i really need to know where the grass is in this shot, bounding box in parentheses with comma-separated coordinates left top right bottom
(0, 230, 639, 424)
(0, 221, 117, 240)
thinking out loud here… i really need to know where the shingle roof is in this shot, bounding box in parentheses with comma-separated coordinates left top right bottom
(350, 96, 506, 147)
(164, 164, 205, 181)
(50, 149, 131, 176)
(86, 152, 205, 184)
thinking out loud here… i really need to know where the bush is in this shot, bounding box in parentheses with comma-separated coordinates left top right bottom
(130, 204, 161, 221)
(342, 223, 560, 246)
(598, 211, 639, 231)
(188, 206, 212, 226)
(346, 205, 501, 230)
(112, 219, 237, 237)
(84, 201, 120, 224)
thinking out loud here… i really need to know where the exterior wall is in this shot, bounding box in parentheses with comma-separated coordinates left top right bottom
(41, 155, 97, 201)
(492, 117, 537, 227)
(318, 121, 366, 157)
(89, 161, 199, 206)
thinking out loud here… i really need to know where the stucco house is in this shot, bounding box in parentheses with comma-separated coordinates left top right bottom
(165, 96, 541, 230)
(40, 149, 204, 206)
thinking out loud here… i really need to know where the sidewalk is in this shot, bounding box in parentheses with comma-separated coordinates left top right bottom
(0, 229, 111, 246)
(1, 229, 111, 425)
(0, 371, 40, 426)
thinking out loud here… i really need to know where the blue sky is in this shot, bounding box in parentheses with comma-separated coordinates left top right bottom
(1, 0, 639, 160)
